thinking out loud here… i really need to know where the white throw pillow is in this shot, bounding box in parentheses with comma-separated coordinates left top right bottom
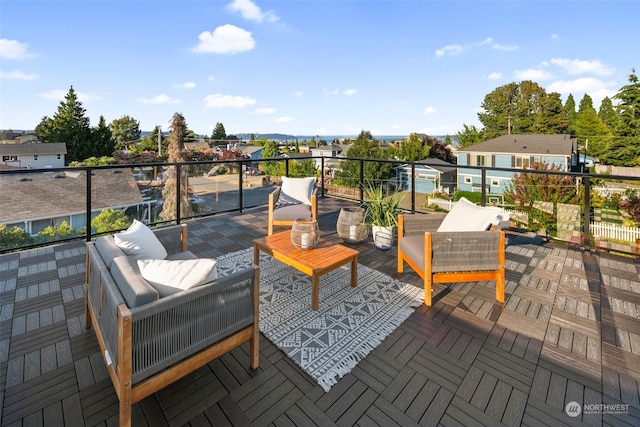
(280, 176, 315, 205)
(437, 197, 509, 232)
(137, 258, 218, 297)
(114, 220, 168, 260)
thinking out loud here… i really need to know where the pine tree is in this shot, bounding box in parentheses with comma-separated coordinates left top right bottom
(91, 116, 116, 158)
(563, 94, 578, 134)
(211, 122, 227, 141)
(613, 69, 640, 138)
(34, 86, 93, 163)
(598, 97, 619, 131)
(160, 113, 194, 222)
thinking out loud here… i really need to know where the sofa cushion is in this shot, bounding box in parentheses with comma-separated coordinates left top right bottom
(437, 197, 509, 232)
(280, 176, 315, 205)
(111, 256, 159, 308)
(399, 235, 425, 271)
(272, 203, 314, 221)
(137, 258, 218, 298)
(94, 236, 126, 270)
(114, 220, 168, 260)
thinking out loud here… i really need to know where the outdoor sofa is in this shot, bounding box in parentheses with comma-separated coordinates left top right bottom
(85, 221, 259, 426)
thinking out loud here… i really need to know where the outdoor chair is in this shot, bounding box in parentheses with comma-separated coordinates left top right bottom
(268, 176, 317, 235)
(397, 198, 509, 306)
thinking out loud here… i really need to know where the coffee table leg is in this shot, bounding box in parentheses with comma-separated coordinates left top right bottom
(351, 256, 358, 287)
(253, 245, 260, 266)
(311, 274, 319, 310)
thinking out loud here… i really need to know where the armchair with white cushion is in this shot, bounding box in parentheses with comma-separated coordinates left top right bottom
(397, 197, 510, 306)
(267, 176, 317, 235)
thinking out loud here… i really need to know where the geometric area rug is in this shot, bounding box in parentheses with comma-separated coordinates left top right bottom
(216, 247, 423, 392)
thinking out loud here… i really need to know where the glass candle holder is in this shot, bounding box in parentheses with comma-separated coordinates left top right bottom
(290, 218, 320, 250)
(336, 207, 368, 243)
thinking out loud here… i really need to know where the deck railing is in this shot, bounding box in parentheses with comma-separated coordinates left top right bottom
(2, 155, 639, 255)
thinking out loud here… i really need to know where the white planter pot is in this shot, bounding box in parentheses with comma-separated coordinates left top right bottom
(372, 225, 394, 250)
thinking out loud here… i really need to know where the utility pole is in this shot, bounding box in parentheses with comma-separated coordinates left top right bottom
(157, 126, 162, 155)
(507, 116, 512, 135)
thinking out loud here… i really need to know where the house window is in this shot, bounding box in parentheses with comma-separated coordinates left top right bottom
(491, 179, 500, 187)
(34, 155, 38, 161)
(57, 154, 61, 159)
(3, 156, 18, 161)
(475, 154, 491, 167)
(515, 156, 530, 169)
(464, 176, 472, 184)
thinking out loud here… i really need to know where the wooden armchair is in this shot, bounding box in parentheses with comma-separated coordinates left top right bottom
(267, 177, 317, 235)
(398, 213, 505, 306)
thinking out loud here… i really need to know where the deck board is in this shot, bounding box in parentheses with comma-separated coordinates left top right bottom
(1, 198, 640, 426)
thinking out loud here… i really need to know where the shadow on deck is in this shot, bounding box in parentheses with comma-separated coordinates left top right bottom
(1, 197, 639, 426)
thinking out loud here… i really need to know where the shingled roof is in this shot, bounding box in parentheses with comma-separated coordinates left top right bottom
(0, 169, 142, 223)
(460, 134, 576, 155)
(0, 142, 67, 155)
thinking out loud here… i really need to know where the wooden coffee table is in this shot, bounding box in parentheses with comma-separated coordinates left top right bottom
(253, 231, 359, 310)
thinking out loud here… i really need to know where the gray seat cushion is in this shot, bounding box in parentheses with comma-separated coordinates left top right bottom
(399, 235, 424, 272)
(272, 204, 313, 221)
(111, 256, 159, 308)
(166, 250, 198, 261)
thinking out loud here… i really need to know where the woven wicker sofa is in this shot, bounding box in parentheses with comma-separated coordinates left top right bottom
(85, 223, 259, 426)
(397, 211, 506, 306)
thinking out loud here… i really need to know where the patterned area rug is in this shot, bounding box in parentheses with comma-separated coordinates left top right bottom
(216, 247, 423, 392)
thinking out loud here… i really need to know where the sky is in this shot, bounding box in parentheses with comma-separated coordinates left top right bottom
(1, 0, 638, 138)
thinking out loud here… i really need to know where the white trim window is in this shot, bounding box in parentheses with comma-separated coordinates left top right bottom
(514, 155, 530, 169)
(464, 176, 472, 184)
(491, 178, 500, 187)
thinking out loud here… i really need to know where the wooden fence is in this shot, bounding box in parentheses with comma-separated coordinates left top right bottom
(591, 221, 640, 243)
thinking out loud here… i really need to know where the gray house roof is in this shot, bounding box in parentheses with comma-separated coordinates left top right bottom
(459, 134, 576, 156)
(0, 142, 67, 156)
(0, 169, 142, 223)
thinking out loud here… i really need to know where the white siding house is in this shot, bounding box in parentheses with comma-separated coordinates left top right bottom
(0, 142, 67, 168)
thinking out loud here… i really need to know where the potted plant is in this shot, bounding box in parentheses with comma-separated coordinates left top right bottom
(363, 181, 404, 249)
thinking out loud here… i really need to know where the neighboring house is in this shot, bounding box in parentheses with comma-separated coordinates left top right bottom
(456, 134, 577, 195)
(0, 169, 144, 234)
(0, 142, 67, 168)
(184, 141, 211, 152)
(396, 159, 457, 194)
(236, 145, 264, 163)
(310, 143, 344, 172)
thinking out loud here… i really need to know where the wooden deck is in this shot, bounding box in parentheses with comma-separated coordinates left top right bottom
(1, 197, 639, 426)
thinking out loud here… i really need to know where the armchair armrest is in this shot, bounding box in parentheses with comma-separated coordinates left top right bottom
(398, 213, 447, 237)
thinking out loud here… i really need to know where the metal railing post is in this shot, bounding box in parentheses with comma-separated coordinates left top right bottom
(583, 176, 591, 250)
(86, 167, 92, 242)
(239, 160, 244, 212)
(481, 168, 487, 206)
(175, 164, 182, 224)
(411, 161, 416, 213)
(359, 159, 365, 202)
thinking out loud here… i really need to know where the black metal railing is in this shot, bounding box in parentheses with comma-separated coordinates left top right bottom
(2, 156, 639, 254)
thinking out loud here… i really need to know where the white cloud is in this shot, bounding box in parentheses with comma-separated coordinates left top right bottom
(493, 44, 518, 51)
(192, 24, 255, 54)
(323, 88, 339, 96)
(550, 58, 615, 76)
(343, 88, 357, 96)
(0, 70, 37, 80)
(293, 90, 303, 97)
(174, 82, 196, 89)
(40, 89, 102, 102)
(253, 107, 276, 114)
(551, 33, 560, 40)
(513, 68, 554, 80)
(423, 106, 436, 115)
(487, 72, 502, 80)
(0, 39, 34, 59)
(479, 37, 493, 45)
(435, 44, 463, 57)
(204, 93, 256, 108)
(276, 116, 292, 123)
(227, 0, 279, 23)
(547, 77, 616, 96)
(136, 94, 180, 104)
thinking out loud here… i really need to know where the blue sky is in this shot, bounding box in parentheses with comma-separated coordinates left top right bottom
(1, 0, 638, 138)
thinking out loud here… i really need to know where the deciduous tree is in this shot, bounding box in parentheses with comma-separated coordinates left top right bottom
(109, 115, 141, 151)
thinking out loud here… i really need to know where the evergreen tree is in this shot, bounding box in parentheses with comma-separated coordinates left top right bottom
(35, 86, 93, 163)
(454, 124, 485, 148)
(160, 113, 194, 222)
(563, 94, 578, 134)
(211, 122, 227, 141)
(91, 115, 116, 157)
(613, 69, 640, 138)
(574, 94, 612, 160)
(532, 92, 570, 134)
(598, 97, 619, 131)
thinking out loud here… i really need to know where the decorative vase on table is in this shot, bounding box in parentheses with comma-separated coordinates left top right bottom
(336, 207, 369, 243)
(290, 218, 320, 250)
